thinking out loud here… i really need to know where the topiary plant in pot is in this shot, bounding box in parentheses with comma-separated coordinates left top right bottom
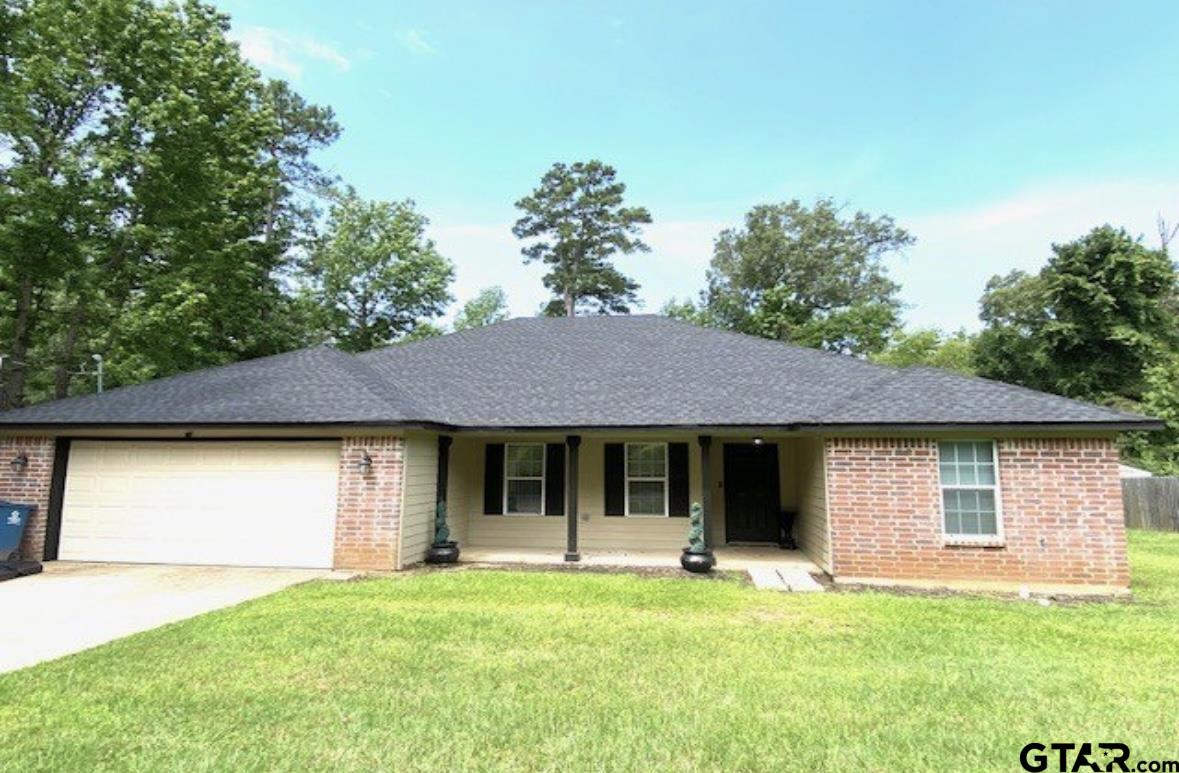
(425, 501, 460, 564)
(680, 502, 715, 573)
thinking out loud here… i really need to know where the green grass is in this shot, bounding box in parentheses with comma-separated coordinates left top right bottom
(2, 532, 1179, 772)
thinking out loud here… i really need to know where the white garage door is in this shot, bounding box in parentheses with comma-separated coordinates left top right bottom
(59, 441, 340, 568)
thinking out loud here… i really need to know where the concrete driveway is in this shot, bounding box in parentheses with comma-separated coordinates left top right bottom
(0, 562, 330, 674)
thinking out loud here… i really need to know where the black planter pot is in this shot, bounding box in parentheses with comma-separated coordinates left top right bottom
(680, 549, 715, 574)
(426, 541, 460, 564)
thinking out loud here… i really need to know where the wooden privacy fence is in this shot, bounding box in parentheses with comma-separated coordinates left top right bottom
(1122, 477, 1179, 532)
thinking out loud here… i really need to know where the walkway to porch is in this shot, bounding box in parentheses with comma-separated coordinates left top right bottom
(459, 545, 826, 590)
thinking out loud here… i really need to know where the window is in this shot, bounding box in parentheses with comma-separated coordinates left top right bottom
(626, 443, 668, 516)
(505, 443, 545, 515)
(938, 440, 1002, 542)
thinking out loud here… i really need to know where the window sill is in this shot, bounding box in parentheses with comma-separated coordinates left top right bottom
(944, 537, 1005, 549)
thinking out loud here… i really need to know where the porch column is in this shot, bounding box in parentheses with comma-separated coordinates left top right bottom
(435, 435, 452, 511)
(698, 435, 713, 549)
(565, 435, 581, 561)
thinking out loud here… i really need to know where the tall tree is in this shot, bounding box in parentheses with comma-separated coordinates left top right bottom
(702, 198, 911, 355)
(454, 286, 509, 331)
(0, 0, 337, 406)
(972, 270, 1054, 391)
(512, 161, 651, 316)
(974, 226, 1177, 404)
(259, 79, 341, 247)
(305, 188, 454, 352)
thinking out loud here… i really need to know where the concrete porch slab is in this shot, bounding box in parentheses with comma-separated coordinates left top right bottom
(748, 566, 825, 592)
(459, 544, 825, 588)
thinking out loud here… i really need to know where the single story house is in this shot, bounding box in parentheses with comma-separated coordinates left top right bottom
(0, 315, 1159, 594)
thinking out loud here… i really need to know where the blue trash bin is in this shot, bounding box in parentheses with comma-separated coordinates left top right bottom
(0, 501, 35, 561)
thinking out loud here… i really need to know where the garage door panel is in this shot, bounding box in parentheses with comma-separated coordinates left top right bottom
(60, 441, 341, 568)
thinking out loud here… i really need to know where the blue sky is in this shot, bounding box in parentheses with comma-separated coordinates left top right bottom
(217, 0, 1179, 331)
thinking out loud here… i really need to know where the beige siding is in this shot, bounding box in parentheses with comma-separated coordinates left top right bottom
(464, 434, 702, 551)
(465, 434, 567, 549)
(460, 433, 822, 552)
(794, 436, 831, 572)
(446, 437, 476, 545)
(398, 431, 439, 567)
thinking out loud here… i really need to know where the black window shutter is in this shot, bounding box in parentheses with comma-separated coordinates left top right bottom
(604, 443, 625, 516)
(668, 442, 690, 517)
(545, 443, 565, 516)
(484, 443, 504, 515)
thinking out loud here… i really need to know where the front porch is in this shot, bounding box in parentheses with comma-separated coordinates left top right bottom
(405, 429, 835, 576)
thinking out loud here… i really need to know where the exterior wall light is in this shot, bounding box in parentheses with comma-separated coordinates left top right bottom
(356, 450, 373, 475)
(10, 453, 28, 472)
(752, 437, 764, 446)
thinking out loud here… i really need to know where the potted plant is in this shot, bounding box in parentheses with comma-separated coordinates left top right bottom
(425, 501, 460, 564)
(680, 502, 715, 573)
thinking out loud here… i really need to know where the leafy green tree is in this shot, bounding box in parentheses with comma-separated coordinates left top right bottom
(872, 328, 977, 375)
(399, 322, 446, 343)
(0, 0, 337, 406)
(975, 226, 1177, 404)
(454, 286, 509, 331)
(659, 297, 711, 326)
(1123, 354, 1179, 475)
(702, 198, 911, 355)
(305, 188, 454, 352)
(972, 270, 1054, 392)
(513, 161, 651, 316)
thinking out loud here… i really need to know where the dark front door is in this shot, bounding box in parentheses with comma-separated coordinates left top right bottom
(723, 443, 781, 543)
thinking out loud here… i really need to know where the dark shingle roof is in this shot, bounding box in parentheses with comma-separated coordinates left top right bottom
(0, 315, 1160, 429)
(0, 346, 412, 425)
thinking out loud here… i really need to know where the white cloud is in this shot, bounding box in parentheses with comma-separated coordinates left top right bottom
(395, 28, 435, 55)
(231, 26, 351, 78)
(895, 180, 1179, 332)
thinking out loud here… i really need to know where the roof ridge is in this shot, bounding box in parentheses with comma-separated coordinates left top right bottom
(319, 348, 427, 421)
(359, 316, 526, 360)
(651, 314, 893, 371)
(810, 369, 905, 423)
(0, 344, 336, 416)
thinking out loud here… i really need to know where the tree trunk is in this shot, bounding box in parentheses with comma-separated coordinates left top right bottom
(564, 290, 575, 317)
(3, 275, 36, 409)
(53, 302, 86, 399)
(263, 179, 280, 244)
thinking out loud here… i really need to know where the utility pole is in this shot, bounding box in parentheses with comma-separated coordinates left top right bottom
(92, 354, 104, 393)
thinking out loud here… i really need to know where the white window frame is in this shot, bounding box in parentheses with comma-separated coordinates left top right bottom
(624, 442, 670, 518)
(936, 439, 1005, 545)
(504, 442, 546, 516)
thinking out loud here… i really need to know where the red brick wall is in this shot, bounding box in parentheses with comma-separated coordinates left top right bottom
(334, 436, 405, 570)
(825, 437, 1130, 590)
(0, 436, 56, 560)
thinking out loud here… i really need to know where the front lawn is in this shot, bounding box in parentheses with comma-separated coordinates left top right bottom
(2, 532, 1178, 771)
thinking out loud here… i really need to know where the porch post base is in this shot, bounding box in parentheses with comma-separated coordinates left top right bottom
(564, 551, 581, 562)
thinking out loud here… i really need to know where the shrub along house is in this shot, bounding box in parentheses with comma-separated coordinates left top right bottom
(0, 315, 1158, 595)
